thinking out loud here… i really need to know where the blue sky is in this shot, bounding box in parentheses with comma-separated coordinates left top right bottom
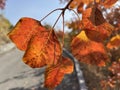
(3, 0, 74, 30)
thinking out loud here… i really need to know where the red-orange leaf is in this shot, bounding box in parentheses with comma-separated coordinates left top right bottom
(71, 31, 109, 67)
(8, 17, 42, 51)
(23, 29, 61, 68)
(69, 0, 100, 9)
(44, 56, 74, 89)
(101, 0, 118, 8)
(81, 7, 114, 42)
(107, 34, 120, 49)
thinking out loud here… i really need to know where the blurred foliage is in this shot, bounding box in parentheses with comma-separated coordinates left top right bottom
(0, 14, 13, 45)
(0, 0, 6, 9)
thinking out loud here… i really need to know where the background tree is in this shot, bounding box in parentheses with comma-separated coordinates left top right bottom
(0, 0, 6, 9)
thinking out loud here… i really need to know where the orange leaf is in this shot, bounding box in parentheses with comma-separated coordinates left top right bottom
(101, 0, 118, 8)
(44, 56, 74, 89)
(69, 0, 100, 9)
(23, 29, 61, 68)
(81, 7, 114, 42)
(82, 0, 99, 5)
(69, 0, 81, 9)
(107, 34, 120, 49)
(71, 31, 109, 67)
(8, 17, 42, 51)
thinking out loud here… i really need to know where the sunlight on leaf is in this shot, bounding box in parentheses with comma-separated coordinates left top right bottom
(44, 56, 74, 89)
(107, 34, 120, 49)
(71, 31, 109, 67)
(8, 17, 42, 51)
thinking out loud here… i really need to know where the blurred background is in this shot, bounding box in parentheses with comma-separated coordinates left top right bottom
(0, 0, 120, 90)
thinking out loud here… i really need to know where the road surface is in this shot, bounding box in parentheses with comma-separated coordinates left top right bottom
(0, 48, 46, 90)
(0, 48, 80, 90)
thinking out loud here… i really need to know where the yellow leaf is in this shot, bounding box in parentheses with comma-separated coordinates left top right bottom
(107, 34, 120, 49)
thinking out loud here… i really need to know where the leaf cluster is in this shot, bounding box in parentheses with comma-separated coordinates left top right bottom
(8, 0, 120, 89)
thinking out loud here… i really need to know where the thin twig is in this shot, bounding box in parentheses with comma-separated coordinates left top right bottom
(61, 13, 65, 49)
(52, 12, 62, 29)
(40, 8, 62, 22)
(64, 0, 74, 10)
(52, 0, 74, 28)
(71, 9, 81, 21)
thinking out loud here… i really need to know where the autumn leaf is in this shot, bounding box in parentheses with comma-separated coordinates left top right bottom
(81, 7, 114, 42)
(101, 0, 118, 8)
(8, 17, 42, 51)
(44, 56, 74, 89)
(77, 2, 84, 13)
(107, 34, 120, 49)
(69, 0, 100, 9)
(89, 6, 106, 26)
(82, 0, 100, 5)
(71, 31, 109, 67)
(23, 29, 61, 68)
(70, 0, 118, 8)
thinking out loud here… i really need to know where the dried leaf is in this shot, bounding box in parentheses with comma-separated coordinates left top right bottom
(101, 0, 118, 8)
(8, 17, 42, 51)
(107, 34, 120, 49)
(81, 7, 114, 42)
(44, 56, 74, 89)
(77, 2, 84, 13)
(23, 29, 61, 68)
(89, 6, 106, 26)
(71, 31, 109, 67)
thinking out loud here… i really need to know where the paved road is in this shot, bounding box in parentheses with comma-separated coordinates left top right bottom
(0, 48, 80, 90)
(0, 48, 46, 90)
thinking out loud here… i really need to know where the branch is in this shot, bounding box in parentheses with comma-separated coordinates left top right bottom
(40, 8, 62, 22)
(40, 0, 74, 22)
(64, 0, 74, 10)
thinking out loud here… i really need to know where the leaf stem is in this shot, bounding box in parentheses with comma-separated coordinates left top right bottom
(40, 0, 74, 22)
(52, 0, 74, 28)
(70, 9, 81, 22)
(52, 12, 62, 29)
(40, 8, 62, 22)
(61, 13, 65, 49)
